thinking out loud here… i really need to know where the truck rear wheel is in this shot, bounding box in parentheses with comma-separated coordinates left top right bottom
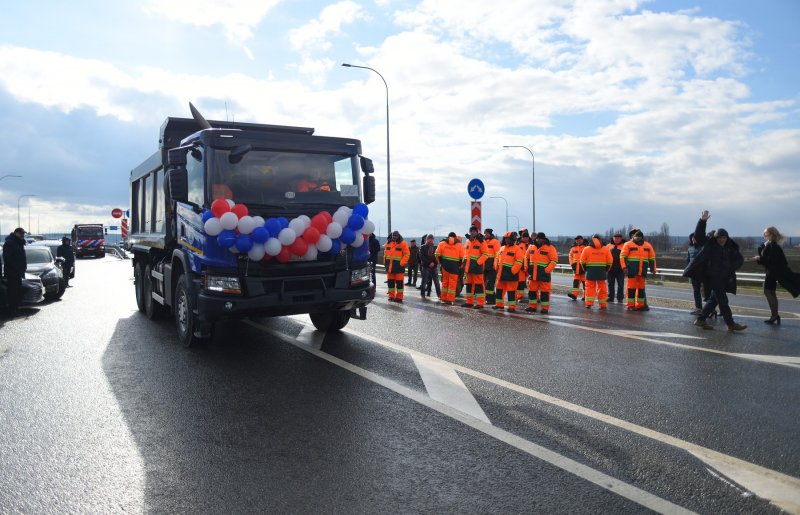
(134, 263, 146, 313)
(174, 274, 210, 348)
(144, 265, 167, 320)
(310, 310, 351, 332)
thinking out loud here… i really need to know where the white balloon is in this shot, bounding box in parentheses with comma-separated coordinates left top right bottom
(361, 219, 375, 235)
(237, 216, 255, 234)
(326, 221, 343, 239)
(288, 217, 306, 235)
(252, 215, 265, 227)
(332, 210, 350, 227)
(302, 245, 318, 261)
(204, 217, 222, 236)
(351, 233, 364, 248)
(265, 238, 282, 256)
(247, 243, 266, 261)
(278, 227, 297, 246)
(220, 211, 239, 230)
(297, 215, 311, 229)
(316, 234, 332, 252)
(226, 199, 236, 208)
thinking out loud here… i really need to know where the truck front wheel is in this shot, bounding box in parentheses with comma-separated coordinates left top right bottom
(310, 310, 351, 332)
(174, 274, 210, 348)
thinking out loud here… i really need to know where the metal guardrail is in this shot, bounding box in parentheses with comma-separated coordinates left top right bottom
(107, 245, 130, 260)
(553, 264, 765, 283)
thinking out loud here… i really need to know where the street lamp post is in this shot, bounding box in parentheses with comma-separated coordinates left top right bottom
(0, 175, 22, 235)
(342, 63, 391, 235)
(489, 196, 509, 233)
(503, 145, 535, 232)
(508, 215, 520, 232)
(17, 194, 36, 228)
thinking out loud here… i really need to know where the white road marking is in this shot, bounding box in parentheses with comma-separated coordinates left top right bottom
(247, 320, 694, 514)
(411, 354, 491, 423)
(341, 326, 800, 514)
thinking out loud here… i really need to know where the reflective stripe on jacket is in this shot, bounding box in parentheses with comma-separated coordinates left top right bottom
(580, 237, 613, 281)
(621, 240, 657, 277)
(496, 244, 524, 282)
(384, 240, 410, 274)
(435, 238, 464, 274)
(525, 243, 558, 282)
(465, 238, 489, 274)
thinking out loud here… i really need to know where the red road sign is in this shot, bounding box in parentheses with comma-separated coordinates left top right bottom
(112, 208, 123, 219)
(121, 218, 128, 239)
(471, 201, 481, 232)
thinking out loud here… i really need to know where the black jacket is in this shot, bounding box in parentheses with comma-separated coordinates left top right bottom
(368, 235, 381, 262)
(758, 241, 800, 297)
(418, 243, 437, 268)
(2, 234, 27, 278)
(57, 243, 76, 263)
(683, 219, 743, 294)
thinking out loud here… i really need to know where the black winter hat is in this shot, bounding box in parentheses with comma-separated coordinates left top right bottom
(536, 232, 546, 239)
(715, 228, 729, 238)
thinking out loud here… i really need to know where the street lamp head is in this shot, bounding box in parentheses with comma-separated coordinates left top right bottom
(341, 63, 352, 67)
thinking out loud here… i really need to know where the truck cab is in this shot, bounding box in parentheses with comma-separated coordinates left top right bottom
(128, 110, 377, 347)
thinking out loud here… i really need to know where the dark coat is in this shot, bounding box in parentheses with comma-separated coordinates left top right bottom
(418, 242, 437, 268)
(57, 243, 76, 263)
(2, 233, 27, 278)
(683, 219, 743, 294)
(368, 235, 381, 262)
(757, 241, 800, 297)
(408, 244, 419, 267)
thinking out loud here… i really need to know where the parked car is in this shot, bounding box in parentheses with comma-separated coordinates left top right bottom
(29, 240, 74, 280)
(24, 246, 66, 300)
(0, 253, 46, 307)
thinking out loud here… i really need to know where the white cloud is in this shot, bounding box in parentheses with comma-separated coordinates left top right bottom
(289, 1, 369, 53)
(143, 0, 281, 58)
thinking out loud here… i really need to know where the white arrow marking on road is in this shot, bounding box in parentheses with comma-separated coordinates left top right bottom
(250, 320, 693, 514)
(412, 354, 491, 423)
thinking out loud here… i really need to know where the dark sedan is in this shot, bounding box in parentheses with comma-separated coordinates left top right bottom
(24, 246, 65, 300)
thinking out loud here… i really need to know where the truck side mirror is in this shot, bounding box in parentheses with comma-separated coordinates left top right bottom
(359, 156, 374, 174)
(167, 147, 187, 167)
(362, 175, 375, 204)
(167, 167, 189, 203)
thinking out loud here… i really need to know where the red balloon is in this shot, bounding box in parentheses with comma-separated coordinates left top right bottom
(311, 215, 328, 233)
(211, 199, 230, 217)
(290, 237, 309, 256)
(318, 211, 333, 223)
(276, 246, 292, 263)
(303, 227, 321, 244)
(231, 203, 248, 218)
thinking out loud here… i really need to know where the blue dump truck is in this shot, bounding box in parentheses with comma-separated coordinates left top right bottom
(127, 103, 377, 347)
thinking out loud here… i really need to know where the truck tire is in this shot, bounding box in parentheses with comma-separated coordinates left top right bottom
(144, 265, 167, 320)
(134, 263, 146, 313)
(174, 274, 210, 348)
(309, 310, 351, 332)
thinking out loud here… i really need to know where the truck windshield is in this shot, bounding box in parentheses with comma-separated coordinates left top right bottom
(75, 227, 104, 239)
(206, 149, 359, 208)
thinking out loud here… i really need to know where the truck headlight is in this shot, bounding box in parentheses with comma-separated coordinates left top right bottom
(350, 266, 370, 285)
(204, 275, 242, 294)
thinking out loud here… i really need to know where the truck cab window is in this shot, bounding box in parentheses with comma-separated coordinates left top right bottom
(187, 148, 204, 206)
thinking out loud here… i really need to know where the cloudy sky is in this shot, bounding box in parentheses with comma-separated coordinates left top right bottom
(1, 0, 798, 240)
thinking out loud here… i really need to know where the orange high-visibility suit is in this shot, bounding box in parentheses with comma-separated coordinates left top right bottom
(516, 234, 531, 305)
(384, 237, 410, 301)
(568, 239, 587, 299)
(483, 235, 502, 305)
(580, 236, 613, 308)
(620, 237, 657, 310)
(435, 236, 464, 304)
(463, 236, 489, 307)
(524, 240, 558, 313)
(494, 234, 524, 311)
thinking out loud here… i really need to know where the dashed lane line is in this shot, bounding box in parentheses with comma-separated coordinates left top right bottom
(339, 325, 800, 514)
(247, 319, 695, 514)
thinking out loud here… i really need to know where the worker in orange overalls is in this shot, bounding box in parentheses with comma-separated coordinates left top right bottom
(524, 232, 559, 314)
(462, 225, 489, 309)
(580, 234, 614, 309)
(483, 229, 501, 306)
(620, 229, 657, 311)
(568, 235, 587, 300)
(383, 231, 410, 303)
(435, 232, 464, 305)
(493, 232, 524, 312)
(516, 229, 531, 307)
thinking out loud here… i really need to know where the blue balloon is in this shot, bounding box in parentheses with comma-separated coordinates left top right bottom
(235, 234, 254, 252)
(340, 227, 356, 245)
(353, 203, 369, 218)
(201, 209, 215, 223)
(347, 214, 365, 231)
(218, 230, 237, 248)
(329, 239, 341, 254)
(252, 226, 269, 243)
(265, 218, 282, 236)
(277, 217, 289, 229)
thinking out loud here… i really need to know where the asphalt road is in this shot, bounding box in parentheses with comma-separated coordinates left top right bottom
(1, 258, 798, 514)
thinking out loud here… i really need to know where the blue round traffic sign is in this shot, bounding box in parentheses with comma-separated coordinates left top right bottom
(467, 178, 485, 200)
